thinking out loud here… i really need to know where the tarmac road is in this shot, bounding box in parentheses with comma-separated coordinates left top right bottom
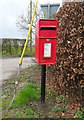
(0, 57, 35, 81)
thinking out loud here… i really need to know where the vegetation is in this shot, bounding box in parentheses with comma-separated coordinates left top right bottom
(1, 2, 83, 119)
(47, 2, 83, 94)
(0, 102, 2, 111)
(16, 1, 44, 52)
(48, 90, 57, 99)
(13, 84, 40, 106)
(75, 110, 84, 118)
(2, 65, 84, 118)
(59, 95, 71, 103)
(52, 104, 67, 113)
(1, 38, 35, 57)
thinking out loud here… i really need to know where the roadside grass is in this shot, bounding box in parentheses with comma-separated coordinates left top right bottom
(2, 64, 84, 118)
(26, 109, 34, 115)
(52, 104, 67, 113)
(75, 110, 84, 118)
(59, 95, 71, 103)
(2, 65, 42, 118)
(35, 64, 41, 70)
(15, 109, 34, 118)
(12, 84, 40, 107)
(81, 107, 84, 112)
(0, 102, 2, 111)
(49, 90, 57, 99)
(0, 52, 2, 56)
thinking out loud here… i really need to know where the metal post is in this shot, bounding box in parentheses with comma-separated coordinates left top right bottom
(48, 4, 50, 18)
(41, 65, 46, 103)
(30, 0, 32, 53)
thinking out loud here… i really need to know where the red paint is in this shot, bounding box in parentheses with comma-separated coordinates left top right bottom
(35, 19, 58, 65)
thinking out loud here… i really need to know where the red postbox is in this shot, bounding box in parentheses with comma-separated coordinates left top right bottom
(35, 19, 58, 65)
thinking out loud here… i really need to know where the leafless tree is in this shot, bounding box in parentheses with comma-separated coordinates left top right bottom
(16, 1, 44, 53)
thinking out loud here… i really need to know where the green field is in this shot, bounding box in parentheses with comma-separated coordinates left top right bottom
(1, 38, 35, 57)
(1, 46, 35, 57)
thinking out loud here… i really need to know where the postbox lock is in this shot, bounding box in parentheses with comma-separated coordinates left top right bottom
(46, 39, 50, 41)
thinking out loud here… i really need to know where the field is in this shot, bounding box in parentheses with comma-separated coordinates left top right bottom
(1, 46, 34, 57)
(1, 38, 34, 57)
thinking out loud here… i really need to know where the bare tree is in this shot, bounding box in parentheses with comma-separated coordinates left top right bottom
(16, 1, 44, 53)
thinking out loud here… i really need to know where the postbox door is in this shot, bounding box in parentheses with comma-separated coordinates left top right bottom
(39, 38, 56, 64)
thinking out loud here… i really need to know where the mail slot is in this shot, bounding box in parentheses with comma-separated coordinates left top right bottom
(35, 19, 58, 65)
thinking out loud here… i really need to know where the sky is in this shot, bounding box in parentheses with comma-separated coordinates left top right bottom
(0, 0, 62, 39)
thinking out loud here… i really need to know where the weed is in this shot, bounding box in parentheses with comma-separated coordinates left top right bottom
(75, 110, 84, 118)
(26, 109, 34, 115)
(35, 65, 41, 70)
(16, 111, 32, 118)
(2, 115, 8, 118)
(49, 115, 53, 118)
(81, 107, 84, 112)
(2, 98, 8, 106)
(40, 112, 43, 116)
(49, 90, 57, 99)
(28, 79, 35, 83)
(15, 109, 35, 118)
(59, 95, 71, 103)
(12, 84, 40, 106)
(64, 118, 80, 120)
(16, 112, 23, 117)
(8, 80, 15, 84)
(52, 104, 67, 112)
(0, 102, 2, 111)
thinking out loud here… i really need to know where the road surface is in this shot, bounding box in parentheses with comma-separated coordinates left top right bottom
(0, 57, 35, 81)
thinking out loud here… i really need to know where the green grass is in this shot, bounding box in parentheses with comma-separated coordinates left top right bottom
(64, 118, 80, 120)
(59, 95, 71, 103)
(0, 102, 2, 111)
(1, 46, 35, 57)
(81, 107, 84, 112)
(49, 90, 57, 99)
(15, 108, 38, 118)
(52, 104, 67, 113)
(12, 84, 40, 107)
(26, 109, 34, 115)
(0, 52, 2, 56)
(28, 78, 35, 83)
(2, 64, 81, 118)
(35, 65, 41, 70)
(75, 110, 84, 118)
(16, 111, 32, 118)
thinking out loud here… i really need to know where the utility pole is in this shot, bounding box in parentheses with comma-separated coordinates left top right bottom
(30, 0, 32, 53)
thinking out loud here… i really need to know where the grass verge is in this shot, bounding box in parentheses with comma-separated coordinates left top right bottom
(2, 65, 84, 118)
(12, 84, 40, 107)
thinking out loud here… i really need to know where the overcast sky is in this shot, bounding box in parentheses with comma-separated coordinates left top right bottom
(0, 0, 62, 39)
